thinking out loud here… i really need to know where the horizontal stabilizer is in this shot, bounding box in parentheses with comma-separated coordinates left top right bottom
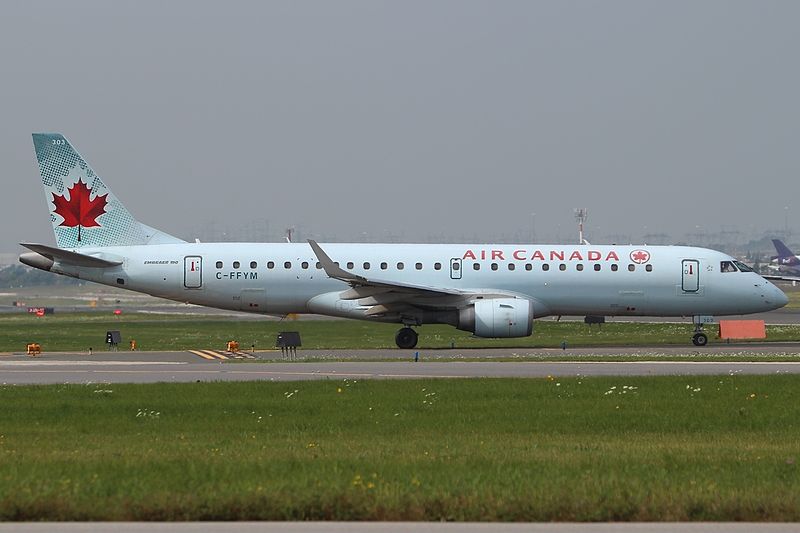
(20, 243, 122, 268)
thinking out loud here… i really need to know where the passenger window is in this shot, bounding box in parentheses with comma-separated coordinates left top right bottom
(267, 261, 274, 269)
(302, 261, 309, 269)
(415, 262, 423, 270)
(645, 264, 653, 272)
(559, 264, 566, 271)
(250, 261, 257, 269)
(363, 262, 370, 269)
(381, 262, 388, 270)
(347, 262, 354, 269)
(316, 262, 322, 269)
(542, 264, 550, 271)
(720, 261, 737, 273)
(397, 262, 404, 270)
(576, 264, 584, 271)
(594, 264, 601, 271)
(434, 262, 442, 270)
(525, 264, 532, 271)
(216, 261, 223, 269)
(233, 261, 240, 269)
(628, 264, 635, 272)
(491, 263, 498, 271)
(284, 261, 292, 269)
(611, 264, 618, 272)
(473, 263, 481, 271)
(508, 263, 515, 271)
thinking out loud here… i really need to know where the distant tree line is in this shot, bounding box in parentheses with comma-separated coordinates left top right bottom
(0, 265, 82, 288)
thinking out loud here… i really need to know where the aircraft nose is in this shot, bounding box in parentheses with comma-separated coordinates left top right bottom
(772, 285, 790, 308)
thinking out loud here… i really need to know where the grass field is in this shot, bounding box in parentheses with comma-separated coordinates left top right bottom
(1, 376, 799, 521)
(2, 312, 800, 354)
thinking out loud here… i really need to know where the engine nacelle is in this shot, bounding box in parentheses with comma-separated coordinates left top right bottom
(457, 298, 534, 338)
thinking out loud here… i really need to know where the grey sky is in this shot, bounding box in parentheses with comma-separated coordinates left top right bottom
(1, 0, 799, 251)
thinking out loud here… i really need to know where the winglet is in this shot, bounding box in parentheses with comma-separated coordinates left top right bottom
(307, 240, 366, 284)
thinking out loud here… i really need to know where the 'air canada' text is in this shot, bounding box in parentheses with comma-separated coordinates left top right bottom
(462, 249, 622, 262)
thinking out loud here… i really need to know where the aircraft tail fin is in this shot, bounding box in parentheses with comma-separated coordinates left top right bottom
(772, 239, 796, 259)
(32, 133, 185, 248)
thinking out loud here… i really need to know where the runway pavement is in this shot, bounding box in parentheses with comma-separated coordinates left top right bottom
(2, 344, 800, 384)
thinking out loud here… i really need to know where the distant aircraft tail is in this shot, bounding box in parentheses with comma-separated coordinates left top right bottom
(772, 239, 796, 259)
(32, 133, 185, 248)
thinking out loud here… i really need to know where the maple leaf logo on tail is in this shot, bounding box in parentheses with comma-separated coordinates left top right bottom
(51, 179, 108, 242)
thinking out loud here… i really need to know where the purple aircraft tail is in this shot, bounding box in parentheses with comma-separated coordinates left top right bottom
(772, 239, 799, 265)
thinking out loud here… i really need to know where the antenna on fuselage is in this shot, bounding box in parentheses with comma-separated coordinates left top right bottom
(285, 227, 294, 243)
(574, 208, 589, 245)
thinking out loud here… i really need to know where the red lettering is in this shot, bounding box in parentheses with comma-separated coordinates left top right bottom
(550, 250, 564, 261)
(513, 250, 526, 261)
(606, 251, 619, 261)
(588, 251, 601, 261)
(569, 251, 583, 261)
(492, 250, 505, 260)
(480, 250, 486, 260)
(463, 250, 476, 260)
(531, 250, 545, 261)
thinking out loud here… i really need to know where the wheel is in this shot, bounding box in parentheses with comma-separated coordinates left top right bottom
(692, 332, 708, 347)
(395, 327, 418, 349)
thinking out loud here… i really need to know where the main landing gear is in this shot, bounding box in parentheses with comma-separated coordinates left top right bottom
(395, 327, 418, 349)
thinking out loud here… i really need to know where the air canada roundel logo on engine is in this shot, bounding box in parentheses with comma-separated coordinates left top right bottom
(630, 249, 651, 264)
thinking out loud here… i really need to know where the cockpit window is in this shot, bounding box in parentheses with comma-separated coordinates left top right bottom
(720, 261, 738, 273)
(733, 260, 754, 273)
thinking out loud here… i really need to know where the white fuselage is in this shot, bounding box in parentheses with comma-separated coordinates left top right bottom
(50, 242, 787, 321)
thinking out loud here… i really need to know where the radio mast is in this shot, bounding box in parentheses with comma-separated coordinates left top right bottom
(574, 208, 589, 245)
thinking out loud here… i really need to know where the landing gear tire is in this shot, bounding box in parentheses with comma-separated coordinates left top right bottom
(395, 327, 418, 349)
(692, 332, 708, 347)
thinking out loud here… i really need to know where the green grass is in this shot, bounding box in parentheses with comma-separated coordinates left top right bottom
(2, 313, 800, 353)
(0, 376, 799, 521)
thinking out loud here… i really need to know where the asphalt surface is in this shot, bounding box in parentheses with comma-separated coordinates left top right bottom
(2, 344, 800, 384)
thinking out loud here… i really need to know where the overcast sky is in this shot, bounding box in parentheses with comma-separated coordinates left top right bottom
(1, 0, 799, 251)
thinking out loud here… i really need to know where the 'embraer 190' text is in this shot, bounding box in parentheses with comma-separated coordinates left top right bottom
(462, 249, 621, 261)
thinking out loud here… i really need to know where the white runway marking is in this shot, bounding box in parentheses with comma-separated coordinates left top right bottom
(552, 360, 800, 365)
(0, 361, 186, 366)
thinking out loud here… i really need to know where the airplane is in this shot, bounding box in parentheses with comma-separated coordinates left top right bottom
(19, 133, 788, 348)
(769, 239, 800, 277)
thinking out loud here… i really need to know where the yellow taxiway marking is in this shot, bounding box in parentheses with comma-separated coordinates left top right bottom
(189, 350, 217, 360)
(189, 350, 229, 360)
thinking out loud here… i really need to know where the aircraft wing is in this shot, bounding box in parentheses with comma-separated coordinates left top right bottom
(308, 240, 517, 317)
(762, 274, 800, 283)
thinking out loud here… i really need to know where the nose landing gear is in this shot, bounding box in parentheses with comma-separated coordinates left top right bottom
(692, 332, 708, 346)
(691, 315, 712, 346)
(395, 327, 418, 349)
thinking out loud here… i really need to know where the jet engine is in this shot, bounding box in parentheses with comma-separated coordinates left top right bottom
(457, 298, 533, 338)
